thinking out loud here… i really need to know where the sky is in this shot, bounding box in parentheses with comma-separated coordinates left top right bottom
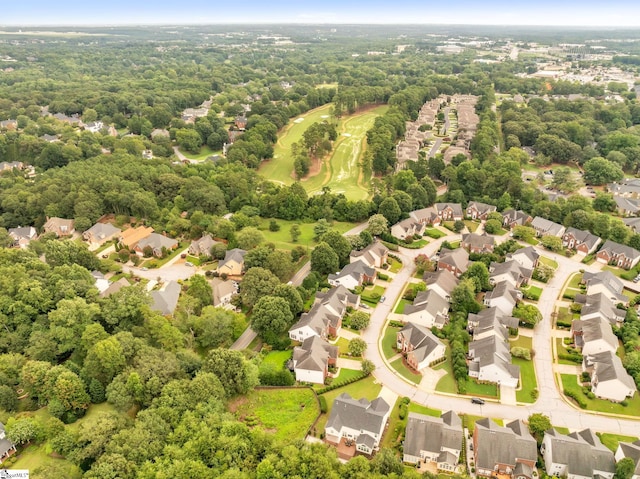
(2, 0, 640, 27)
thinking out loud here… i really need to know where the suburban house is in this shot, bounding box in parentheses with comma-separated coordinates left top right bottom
(582, 271, 627, 304)
(189, 234, 218, 257)
(435, 203, 464, 221)
(396, 322, 446, 371)
(466, 201, 497, 220)
(403, 411, 462, 472)
(571, 317, 619, 356)
(325, 393, 391, 456)
(483, 281, 522, 316)
(217, 248, 247, 276)
(43, 217, 75, 237)
(328, 261, 375, 290)
(349, 241, 389, 269)
(541, 428, 615, 479)
(489, 260, 532, 288)
(608, 178, 640, 198)
(411, 206, 440, 226)
(134, 233, 179, 257)
(212, 279, 237, 309)
(0, 422, 17, 464)
(577, 292, 626, 326)
(468, 307, 519, 339)
(615, 440, 640, 479)
(584, 350, 636, 403)
(92, 271, 110, 294)
(234, 115, 248, 130)
(150, 281, 181, 316)
(288, 286, 354, 342)
(437, 248, 469, 277)
(8, 226, 37, 248)
(596, 240, 640, 270)
(424, 270, 459, 300)
(461, 232, 495, 253)
(99, 277, 130, 299)
(292, 335, 338, 384)
(118, 225, 154, 249)
(505, 246, 540, 271)
(562, 227, 602, 255)
(468, 334, 520, 387)
(391, 217, 426, 240)
(473, 419, 537, 479)
(0, 119, 17, 130)
(501, 209, 532, 230)
(624, 217, 640, 232)
(531, 216, 566, 237)
(83, 222, 122, 247)
(613, 196, 640, 216)
(403, 289, 450, 329)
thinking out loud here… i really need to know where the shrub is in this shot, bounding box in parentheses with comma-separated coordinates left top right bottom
(558, 352, 583, 364)
(563, 389, 587, 408)
(377, 272, 389, 281)
(621, 399, 629, 407)
(510, 347, 531, 360)
(398, 404, 408, 420)
(586, 391, 595, 399)
(318, 396, 327, 413)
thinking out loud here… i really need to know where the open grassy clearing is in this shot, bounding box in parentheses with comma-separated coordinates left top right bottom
(561, 374, 640, 415)
(176, 145, 221, 161)
(304, 106, 388, 200)
(256, 218, 355, 251)
(231, 388, 319, 441)
(259, 104, 333, 185)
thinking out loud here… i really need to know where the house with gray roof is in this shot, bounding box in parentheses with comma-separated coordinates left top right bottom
(584, 350, 636, 403)
(403, 289, 450, 329)
(391, 217, 426, 240)
(410, 206, 440, 226)
(349, 241, 389, 269)
(289, 285, 354, 342)
(0, 422, 16, 464)
(571, 317, 619, 356)
(397, 322, 446, 371)
(83, 222, 122, 247)
(134, 233, 178, 257)
(505, 246, 540, 271)
(483, 281, 522, 316)
(212, 279, 237, 309)
(531, 216, 566, 238)
(150, 281, 181, 316)
(468, 334, 520, 388)
(582, 270, 626, 304)
(437, 248, 469, 278)
(615, 440, 640, 479)
(562, 227, 602, 255)
(473, 419, 537, 479)
(217, 248, 247, 276)
(624, 217, 640, 232)
(328, 261, 375, 290)
(502, 209, 532, 230)
(8, 226, 37, 249)
(99, 278, 130, 299)
(423, 269, 459, 300)
(542, 428, 615, 479)
(578, 292, 626, 327)
(597, 240, 640, 270)
(489, 260, 532, 288)
(614, 196, 640, 216)
(43, 216, 75, 237)
(461, 232, 495, 253)
(189, 234, 218, 257)
(466, 201, 497, 220)
(435, 203, 463, 221)
(403, 411, 462, 472)
(608, 179, 640, 198)
(468, 307, 519, 339)
(292, 335, 338, 384)
(325, 393, 391, 456)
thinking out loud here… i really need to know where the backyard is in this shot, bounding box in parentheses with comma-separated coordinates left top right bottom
(230, 387, 320, 441)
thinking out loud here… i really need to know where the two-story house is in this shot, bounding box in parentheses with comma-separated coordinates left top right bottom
(403, 411, 462, 472)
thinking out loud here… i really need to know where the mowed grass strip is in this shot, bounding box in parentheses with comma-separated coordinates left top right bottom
(232, 388, 319, 441)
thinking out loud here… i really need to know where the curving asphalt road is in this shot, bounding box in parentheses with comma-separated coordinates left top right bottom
(362, 231, 640, 435)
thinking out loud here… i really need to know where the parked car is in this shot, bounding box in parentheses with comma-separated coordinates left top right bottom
(471, 397, 485, 405)
(185, 261, 193, 267)
(379, 296, 386, 303)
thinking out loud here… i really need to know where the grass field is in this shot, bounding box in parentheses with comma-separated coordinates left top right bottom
(424, 228, 446, 239)
(465, 379, 498, 398)
(390, 358, 422, 383)
(561, 374, 640, 414)
(388, 257, 402, 273)
(434, 348, 457, 394)
(232, 388, 319, 441)
(335, 337, 350, 356)
(521, 285, 542, 301)
(256, 218, 355, 251)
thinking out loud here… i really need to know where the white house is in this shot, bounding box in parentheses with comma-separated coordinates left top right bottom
(541, 428, 615, 479)
(403, 289, 450, 329)
(468, 335, 520, 388)
(571, 317, 619, 356)
(586, 351, 636, 403)
(292, 336, 338, 384)
(615, 440, 640, 479)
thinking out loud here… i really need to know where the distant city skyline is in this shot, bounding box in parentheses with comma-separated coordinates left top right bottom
(3, 1, 640, 27)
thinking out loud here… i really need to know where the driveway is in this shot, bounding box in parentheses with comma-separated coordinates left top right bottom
(419, 368, 445, 393)
(500, 385, 517, 406)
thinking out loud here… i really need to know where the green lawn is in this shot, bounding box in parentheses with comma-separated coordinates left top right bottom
(434, 348, 457, 394)
(361, 284, 386, 305)
(464, 220, 479, 232)
(510, 335, 532, 349)
(561, 374, 640, 415)
(316, 376, 382, 433)
(465, 379, 498, 398)
(448, 240, 461, 249)
(382, 324, 400, 359)
(487, 227, 508, 236)
(394, 298, 409, 314)
(260, 350, 292, 369)
(390, 358, 422, 383)
(333, 368, 362, 383)
(256, 218, 355, 251)
(388, 257, 402, 273)
(408, 403, 441, 417)
(567, 272, 584, 290)
(11, 443, 82, 478)
(514, 357, 537, 403)
(335, 337, 350, 356)
(232, 388, 319, 441)
(305, 106, 387, 200)
(597, 433, 639, 452)
(602, 264, 639, 280)
(176, 145, 221, 161)
(143, 241, 189, 268)
(521, 285, 542, 301)
(539, 256, 559, 269)
(424, 228, 446, 239)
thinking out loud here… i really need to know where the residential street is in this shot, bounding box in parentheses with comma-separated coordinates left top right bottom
(361, 231, 640, 436)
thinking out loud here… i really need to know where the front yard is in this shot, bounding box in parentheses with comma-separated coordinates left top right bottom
(382, 323, 401, 360)
(560, 374, 640, 415)
(390, 358, 422, 383)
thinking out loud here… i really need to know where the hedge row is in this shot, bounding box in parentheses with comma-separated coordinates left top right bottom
(564, 389, 587, 408)
(558, 353, 583, 364)
(316, 373, 368, 395)
(380, 240, 400, 251)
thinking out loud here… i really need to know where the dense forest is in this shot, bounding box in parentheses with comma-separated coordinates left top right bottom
(2, 24, 640, 478)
